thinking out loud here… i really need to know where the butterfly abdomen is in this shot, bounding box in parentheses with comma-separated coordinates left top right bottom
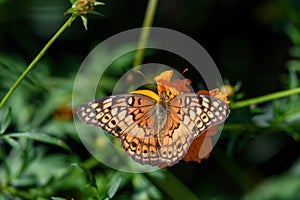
(150, 103, 170, 146)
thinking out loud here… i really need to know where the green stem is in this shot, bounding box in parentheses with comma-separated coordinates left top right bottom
(133, 0, 159, 68)
(148, 170, 199, 200)
(0, 16, 75, 109)
(0, 186, 32, 199)
(0, 186, 48, 200)
(230, 87, 300, 109)
(213, 147, 257, 192)
(66, 157, 99, 185)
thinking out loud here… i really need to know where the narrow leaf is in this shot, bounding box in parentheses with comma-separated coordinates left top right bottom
(51, 197, 67, 200)
(2, 132, 71, 151)
(81, 16, 88, 30)
(90, 11, 105, 17)
(3, 137, 20, 150)
(107, 177, 122, 199)
(71, 163, 97, 189)
(0, 107, 12, 134)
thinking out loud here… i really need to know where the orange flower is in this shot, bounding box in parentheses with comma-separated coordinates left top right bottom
(53, 104, 73, 121)
(132, 70, 191, 101)
(154, 70, 192, 96)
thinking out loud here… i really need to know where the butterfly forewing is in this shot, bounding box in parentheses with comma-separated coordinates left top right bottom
(171, 94, 229, 132)
(77, 94, 156, 138)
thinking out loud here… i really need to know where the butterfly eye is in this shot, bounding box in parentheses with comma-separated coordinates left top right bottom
(166, 89, 172, 96)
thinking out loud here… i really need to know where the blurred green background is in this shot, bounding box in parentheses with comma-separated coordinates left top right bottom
(1, 0, 300, 199)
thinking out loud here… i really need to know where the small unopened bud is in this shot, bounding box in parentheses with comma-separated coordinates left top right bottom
(74, 0, 97, 15)
(65, 0, 104, 30)
(221, 85, 235, 97)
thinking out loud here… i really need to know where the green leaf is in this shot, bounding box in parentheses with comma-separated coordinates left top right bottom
(0, 107, 12, 134)
(81, 16, 88, 30)
(3, 137, 20, 150)
(285, 23, 300, 45)
(0, 160, 10, 185)
(1, 132, 71, 151)
(90, 11, 105, 17)
(51, 197, 67, 200)
(289, 46, 300, 59)
(71, 163, 97, 189)
(290, 158, 300, 176)
(132, 174, 162, 200)
(64, 8, 75, 15)
(107, 177, 122, 199)
(243, 175, 300, 200)
(95, 2, 105, 6)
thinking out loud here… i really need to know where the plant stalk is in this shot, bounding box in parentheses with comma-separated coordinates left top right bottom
(148, 170, 199, 200)
(0, 16, 74, 109)
(133, 0, 159, 68)
(230, 87, 300, 109)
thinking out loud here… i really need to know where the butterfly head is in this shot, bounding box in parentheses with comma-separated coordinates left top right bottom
(157, 83, 177, 100)
(154, 70, 191, 102)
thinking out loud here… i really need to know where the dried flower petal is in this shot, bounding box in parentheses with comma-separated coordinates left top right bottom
(154, 70, 192, 97)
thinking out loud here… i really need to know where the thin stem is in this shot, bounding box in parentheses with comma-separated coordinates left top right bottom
(0, 16, 75, 109)
(0, 186, 48, 200)
(148, 170, 199, 200)
(230, 87, 300, 109)
(133, 0, 159, 68)
(213, 147, 257, 192)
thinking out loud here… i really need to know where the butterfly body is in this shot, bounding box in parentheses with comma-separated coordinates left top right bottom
(77, 90, 229, 167)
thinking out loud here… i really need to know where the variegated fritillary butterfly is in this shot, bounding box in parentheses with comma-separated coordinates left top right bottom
(77, 70, 230, 167)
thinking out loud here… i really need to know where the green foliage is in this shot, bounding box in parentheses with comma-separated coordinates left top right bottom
(0, 108, 11, 134)
(71, 163, 123, 199)
(243, 158, 300, 200)
(0, 51, 169, 199)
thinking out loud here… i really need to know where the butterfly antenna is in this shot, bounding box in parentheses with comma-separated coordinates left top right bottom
(173, 68, 189, 80)
(137, 70, 157, 89)
(182, 68, 188, 75)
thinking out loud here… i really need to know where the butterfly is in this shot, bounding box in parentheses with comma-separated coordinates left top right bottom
(77, 71, 230, 167)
